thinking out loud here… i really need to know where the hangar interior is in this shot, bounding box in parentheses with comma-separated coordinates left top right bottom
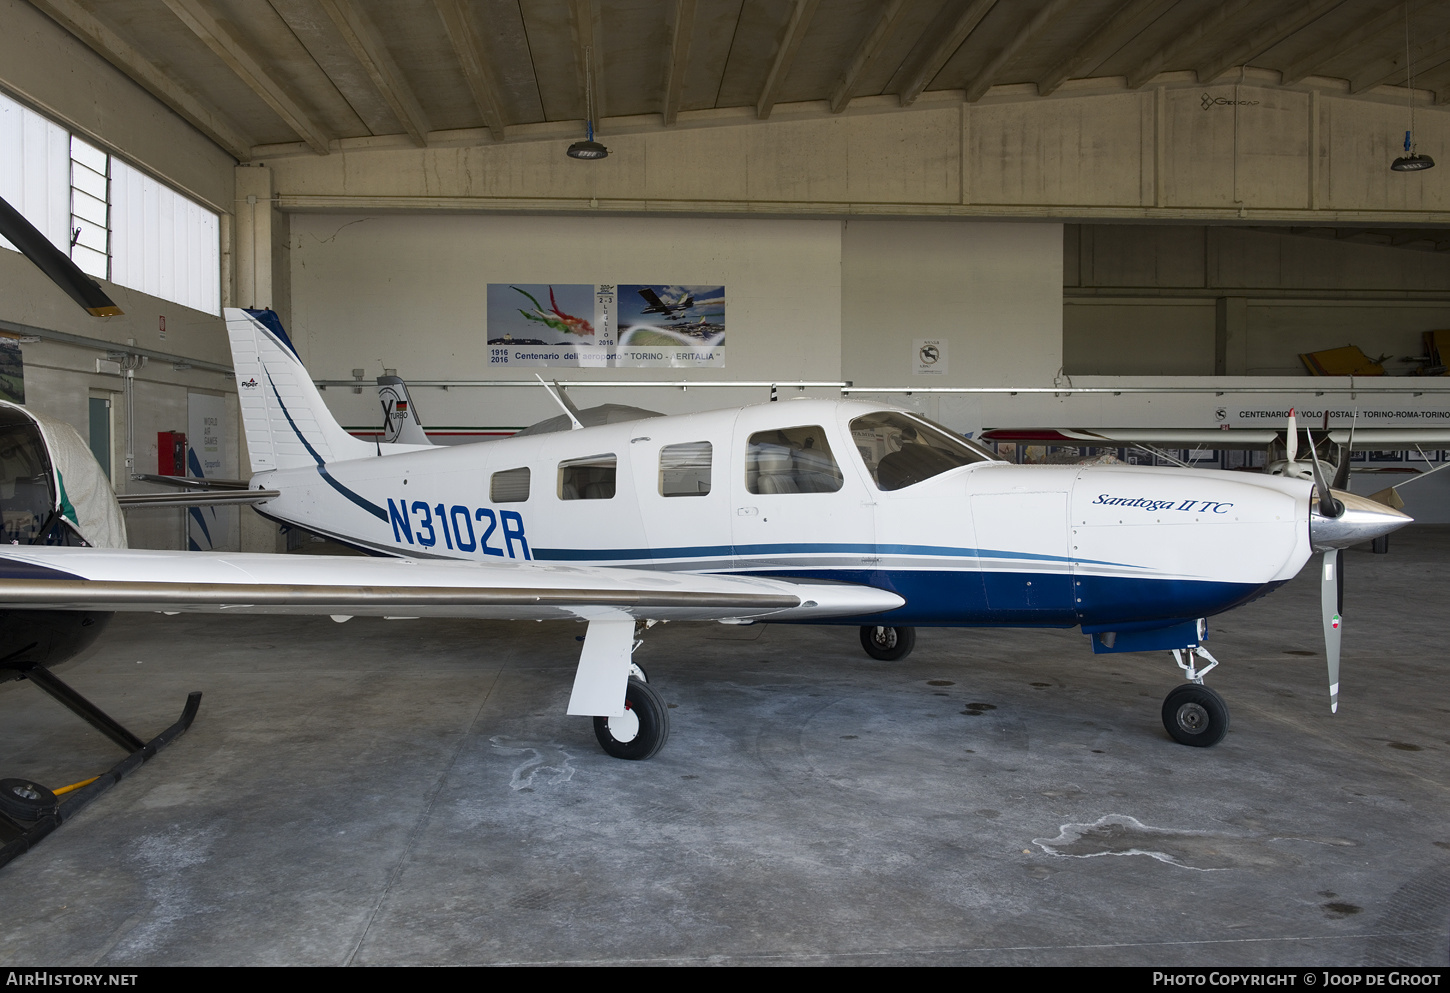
(1, 0, 1448, 967)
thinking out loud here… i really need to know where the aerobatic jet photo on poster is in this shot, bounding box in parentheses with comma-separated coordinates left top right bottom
(616, 284, 725, 368)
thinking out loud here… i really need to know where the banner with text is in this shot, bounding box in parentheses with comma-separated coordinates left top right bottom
(485, 283, 725, 369)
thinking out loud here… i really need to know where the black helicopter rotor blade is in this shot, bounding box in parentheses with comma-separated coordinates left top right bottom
(0, 194, 121, 317)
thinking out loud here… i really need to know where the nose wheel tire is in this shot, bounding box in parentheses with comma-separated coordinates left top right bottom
(593, 677, 669, 760)
(0, 778, 58, 821)
(1161, 683, 1230, 747)
(860, 625, 916, 661)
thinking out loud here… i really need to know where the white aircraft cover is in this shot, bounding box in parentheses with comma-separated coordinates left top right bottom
(18, 404, 127, 549)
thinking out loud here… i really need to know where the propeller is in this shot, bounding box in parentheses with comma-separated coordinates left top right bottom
(1306, 429, 1343, 713)
(1282, 408, 1299, 478)
(0, 193, 122, 317)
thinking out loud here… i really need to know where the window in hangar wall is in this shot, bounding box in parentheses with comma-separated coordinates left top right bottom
(0, 89, 219, 316)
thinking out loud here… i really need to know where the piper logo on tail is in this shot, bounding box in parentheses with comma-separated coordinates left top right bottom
(240, 377, 258, 389)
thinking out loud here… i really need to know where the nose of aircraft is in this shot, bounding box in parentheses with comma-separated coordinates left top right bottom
(1310, 488, 1412, 550)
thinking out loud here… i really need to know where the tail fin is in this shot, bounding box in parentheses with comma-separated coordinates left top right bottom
(377, 376, 433, 446)
(226, 308, 372, 473)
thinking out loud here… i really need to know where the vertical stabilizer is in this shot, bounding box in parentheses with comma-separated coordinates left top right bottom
(377, 376, 433, 446)
(226, 308, 372, 472)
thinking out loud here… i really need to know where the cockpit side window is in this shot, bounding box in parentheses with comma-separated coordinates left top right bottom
(745, 426, 842, 494)
(851, 411, 996, 491)
(558, 454, 617, 500)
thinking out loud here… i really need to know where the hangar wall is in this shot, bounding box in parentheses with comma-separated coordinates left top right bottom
(288, 213, 1064, 434)
(1064, 225, 1450, 376)
(0, 0, 248, 552)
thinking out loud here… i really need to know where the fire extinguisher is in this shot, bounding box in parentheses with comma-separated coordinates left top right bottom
(158, 431, 187, 476)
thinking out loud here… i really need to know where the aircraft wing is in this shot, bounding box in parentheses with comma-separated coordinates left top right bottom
(0, 547, 901, 623)
(637, 287, 667, 311)
(981, 427, 1450, 450)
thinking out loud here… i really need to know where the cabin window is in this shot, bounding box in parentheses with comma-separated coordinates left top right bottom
(659, 442, 711, 497)
(745, 426, 842, 494)
(490, 467, 530, 503)
(850, 411, 995, 491)
(559, 454, 617, 500)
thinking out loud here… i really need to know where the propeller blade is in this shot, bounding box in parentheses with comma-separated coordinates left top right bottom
(1305, 429, 1341, 519)
(1284, 408, 1298, 475)
(1332, 410, 1357, 490)
(1321, 549, 1341, 713)
(0, 194, 122, 317)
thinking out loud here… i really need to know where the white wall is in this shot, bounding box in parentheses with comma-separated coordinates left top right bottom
(841, 219, 1064, 388)
(289, 213, 1067, 433)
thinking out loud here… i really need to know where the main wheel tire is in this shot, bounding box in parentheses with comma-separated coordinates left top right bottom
(860, 625, 916, 661)
(0, 778, 58, 821)
(1161, 683, 1230, 747)
(593, 677, 670, 760)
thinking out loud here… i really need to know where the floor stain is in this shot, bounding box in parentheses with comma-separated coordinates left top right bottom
(489, 736, 576, 791)
(1033, 814, 1295, 871)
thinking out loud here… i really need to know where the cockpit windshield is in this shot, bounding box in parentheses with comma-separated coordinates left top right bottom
(0, 404, 56, 543)
(850, 411, 998, 491)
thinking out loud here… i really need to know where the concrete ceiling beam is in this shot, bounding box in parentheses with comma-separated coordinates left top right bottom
(828, 0, 909, 114)
(662, 0, 696, 127)
(160, 0, 331, 154)
(1194, 0, 1345, 85)
(964, 0, 1075, 104)
(1037, 0, 1176, 98)
(572, 0, 607, 128)
(757, 0, 819, 120)
(1125, 0, 1258, 90)
(27, 0, 251, 159)
(317, 0, 429, 147)
(432, 0, 506, 142)
(898, 0, 995, 107)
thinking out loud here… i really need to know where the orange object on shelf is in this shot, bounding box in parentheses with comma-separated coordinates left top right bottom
(1299, 345, 1384, 376)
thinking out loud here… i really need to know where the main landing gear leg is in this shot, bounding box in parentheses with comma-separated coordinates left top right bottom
(1162, 647, 1229, 747)
(591, 620, 669, 761)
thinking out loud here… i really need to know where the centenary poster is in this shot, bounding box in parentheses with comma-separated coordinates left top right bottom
(485, 283, 725, 368)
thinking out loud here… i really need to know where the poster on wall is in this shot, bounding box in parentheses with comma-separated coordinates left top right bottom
(187, 393, 237, 552)
(486, 283, 725, 369)
(0, 340, 23, 403)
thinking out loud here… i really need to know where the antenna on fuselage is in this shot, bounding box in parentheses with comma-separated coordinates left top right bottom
(536, 375, 584, 430)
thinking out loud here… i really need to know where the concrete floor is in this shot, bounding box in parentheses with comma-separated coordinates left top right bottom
(0, 530, 1447, 966)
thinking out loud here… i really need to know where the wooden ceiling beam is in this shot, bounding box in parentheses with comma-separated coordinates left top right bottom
(317, 0, 429, 147)
(1280, 0, 1407, 85)
(1193, 0, 1345, 85)
(1124, 0, 1258, 90)
(898, 0, 996, 107)
(1037, 0, 1176, 97)
(28, 0, 251, 159)
(160, 0, 331, 154)
(663, 0, 697, 126)
(964, 0, 1075, 103)
(572, 0, 608, 127)
(757, 0, 820, 120)
(432, 0, 506, 141)
(829, 0, 909, 114)
(1349, 30, 1450, 94)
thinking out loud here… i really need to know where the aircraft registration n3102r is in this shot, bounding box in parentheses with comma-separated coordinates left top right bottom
(0, 307, 1411, 765)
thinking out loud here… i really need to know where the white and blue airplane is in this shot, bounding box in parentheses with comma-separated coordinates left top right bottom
(0, 305, 1412, 764)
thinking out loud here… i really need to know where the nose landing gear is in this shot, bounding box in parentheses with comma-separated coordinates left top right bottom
(1162, 646, 1229, 746)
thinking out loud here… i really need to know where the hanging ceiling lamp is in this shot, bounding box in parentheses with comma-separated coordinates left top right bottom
(1391, 2, 1434, 172)
(567, 49, 609, 161)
